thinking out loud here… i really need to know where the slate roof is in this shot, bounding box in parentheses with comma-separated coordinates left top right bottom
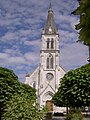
(42, 3, 58, 35)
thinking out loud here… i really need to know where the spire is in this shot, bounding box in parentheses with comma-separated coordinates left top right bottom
(49, 0, 52, 10)
(42, 0, 58, 35)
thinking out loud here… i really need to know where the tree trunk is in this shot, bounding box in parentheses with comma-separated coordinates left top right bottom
(87, 45, 90, 63)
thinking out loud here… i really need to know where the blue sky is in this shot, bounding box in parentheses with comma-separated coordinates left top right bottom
(0, 0, 88, 82)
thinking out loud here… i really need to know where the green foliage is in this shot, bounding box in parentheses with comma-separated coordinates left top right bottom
(4, 93, 34, 119)
(0, 67, 20, 102)
(72, 0, 90, 45)
(4, 94, 47, 120)
(52, 90, 65, 107)
(0, 67, 46, 120)
(20, 83, 36, 101)
(67, 108, 83, 120)
(53, 64, 90, 108)
(0, 67, 20, 119)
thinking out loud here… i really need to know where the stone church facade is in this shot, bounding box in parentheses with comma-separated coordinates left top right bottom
(25, 3, 65, 112)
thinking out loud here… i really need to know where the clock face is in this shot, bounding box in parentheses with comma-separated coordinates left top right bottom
(46, 73, 53, 80)
(49, 26, 52, 32)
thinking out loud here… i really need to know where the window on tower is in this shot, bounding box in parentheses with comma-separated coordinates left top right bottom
(47, 57, 49, 69)
(47, 38, 50, 49)
(47, 54, 53, 69)
(51, 38, 54, 49)
(51, 57, 53, 68)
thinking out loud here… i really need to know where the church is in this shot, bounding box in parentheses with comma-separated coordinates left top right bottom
(25, 2, 65, 112)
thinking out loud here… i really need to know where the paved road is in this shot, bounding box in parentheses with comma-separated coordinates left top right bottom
(45, 116, 66, 120)
(45, 116, 90, 120)
(83, 118, 90, 120)
(52, 117, 66, 120)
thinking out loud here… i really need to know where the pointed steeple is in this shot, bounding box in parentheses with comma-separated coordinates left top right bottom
(42, 1, 58, 35)
(49, 0, 52, 11)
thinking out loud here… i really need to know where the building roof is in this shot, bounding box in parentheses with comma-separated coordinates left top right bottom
(42, 2, 58, 35)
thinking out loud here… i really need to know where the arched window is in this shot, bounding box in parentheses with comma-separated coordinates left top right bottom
(51, 38, 54, 49)
(47, 38, 50, 49)
(47, 57, 49, 69)
(51, 57, 53, 68)
(47, 54, 53, 69)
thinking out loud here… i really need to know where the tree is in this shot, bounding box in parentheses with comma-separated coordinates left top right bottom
(0, 67, 20, 119)
(52, 91, 65, 107)
(72, 0, 90, 62)
(0, 67, 20, 102)
(4, 93, 34, 120)
(4, 93, 47, 120)
(53, 64, 90, 108)
(0, 67, 46, 120)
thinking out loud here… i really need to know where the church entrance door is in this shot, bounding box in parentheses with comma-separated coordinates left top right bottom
(46, 100, 53, 111)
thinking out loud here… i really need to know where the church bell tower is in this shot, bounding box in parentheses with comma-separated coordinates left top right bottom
(38, 3, 65, 109)
(41, 2, 59, 70)
(25, 2, 65, 111)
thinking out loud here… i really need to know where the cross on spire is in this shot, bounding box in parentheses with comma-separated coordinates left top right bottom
(49, 0, 52, 9)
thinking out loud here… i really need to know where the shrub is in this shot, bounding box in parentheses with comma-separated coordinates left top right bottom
(67, 108, 83, 120)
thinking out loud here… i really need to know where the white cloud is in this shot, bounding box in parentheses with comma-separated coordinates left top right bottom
(8, 56, 25, 64)
(24, 52, 39, 63)
(0, 53, 9, 66)
(18, 29, 32, 37)
(1, 32, 18, 41)
(60, 43, 88, 71)
(0, 52, 25, 65)
(0, 53, 9, 59)
(24, 39, 40, 46)
(4, 49, 22, 56)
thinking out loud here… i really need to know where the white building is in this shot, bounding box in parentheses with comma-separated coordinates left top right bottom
(25, 3, 65, 112)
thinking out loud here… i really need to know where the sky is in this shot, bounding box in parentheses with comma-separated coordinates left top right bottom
(0, 0, 89, 82)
